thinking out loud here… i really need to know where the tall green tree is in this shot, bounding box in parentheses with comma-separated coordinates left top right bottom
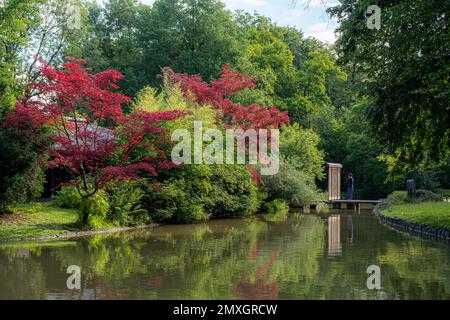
(0, 0, 43, 116)
(329, 0, 450, 167)
(139, 0, 241, 85)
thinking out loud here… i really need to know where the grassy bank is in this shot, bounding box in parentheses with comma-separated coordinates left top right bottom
(381, 201, 450, 230)
(0, 203, 79, 241)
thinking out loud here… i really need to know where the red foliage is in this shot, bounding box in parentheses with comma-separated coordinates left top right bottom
(4, 58, 186, 194)
(164, 65, 288, 185)
(164, 65, 289, 130)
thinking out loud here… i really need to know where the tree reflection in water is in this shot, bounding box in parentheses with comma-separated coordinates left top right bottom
(0, 212, 450, 300)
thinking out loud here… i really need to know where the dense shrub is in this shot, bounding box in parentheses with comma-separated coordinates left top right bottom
(279, 123, 325, 181)
(79, 190, 110, 230)
(380, 190, 443, 210)
(0, 128, 48, 213)
(146, 182, 211, 224)
(386, 191, 408, 204)
(264, 199, 289, 222)
(263, 160, 321, 207)
(52, 186, 82, 209)
(415, 190, 442, 202)
(106, 181, 149, 226)
(143, 164, 260, 223)
(205, 165, 260, 218)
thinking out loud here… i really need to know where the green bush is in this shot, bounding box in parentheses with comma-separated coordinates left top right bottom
(385, 191, 409, 205)
(0, 127, 49, 213)
(415, 189, 442, 202)
(264, 199, 289, 221)
(142, 164, 261, 223)
(79, 190, 110, 230)
(205, 165, 260, 218)
(279, 124, 325, 181)
(52, 186, 82, 209)
(380, 189, 442, 210)
(144, 181, 210, 223)
(106, 181, 149, 226)
(262, 161, 321, 207)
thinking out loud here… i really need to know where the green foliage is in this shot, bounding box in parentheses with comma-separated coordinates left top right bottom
(437, 189, 450, 197)
(66, 0, 242, 97)
(54, 182, 150, 227)
(0, 128, 47, 212)
(79, 190, 110, 230)
(309, 101, 401, 199)
(131, 80, 217, 131)
(264, 199, 289, 222)
(238, 16, 294, 96)
(106, 181, 149, 226)
(232, 88, 274, 108)
(263, 160, 321, 207)
(6, 0, 445, 219)
(143, 164, 260, 223)
(280, 123, 324, 181)
(414, 190, 443, 203)
(52, 186, 82, 209)
(20, 202, 43, 215)
(380, 190, 442, 211)
(384, 191, 409, 206)
(205, 165, 260, 218)
(142, 177, 210, 224)
(0, 0, 43, 116)
(407, 170, 440, 192)
(330, 0, 450, 166)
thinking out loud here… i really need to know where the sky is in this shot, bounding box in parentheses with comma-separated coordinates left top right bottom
(140, 0, 340, 44)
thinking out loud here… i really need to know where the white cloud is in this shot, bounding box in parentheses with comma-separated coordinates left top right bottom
(284, 8, 305, 22)
(304, 22, 337, 43)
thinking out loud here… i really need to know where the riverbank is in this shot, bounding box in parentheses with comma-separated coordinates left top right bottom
(376, 200, 450, 244)
(0, 203, 157, 242)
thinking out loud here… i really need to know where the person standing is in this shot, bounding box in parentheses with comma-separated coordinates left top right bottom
(346, 173, 354, 200)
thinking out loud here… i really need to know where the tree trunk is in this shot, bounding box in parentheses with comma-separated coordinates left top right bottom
(79, 197, 90, 227)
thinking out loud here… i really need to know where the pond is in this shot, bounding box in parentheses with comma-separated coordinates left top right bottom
(1, 210, 449, 300)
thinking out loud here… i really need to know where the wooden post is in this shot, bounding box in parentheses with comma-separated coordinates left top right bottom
(327, 163, 343, 202)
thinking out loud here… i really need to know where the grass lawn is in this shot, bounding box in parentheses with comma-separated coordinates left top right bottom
(382, 201, 450, 230)
(0, 203, 79, 241)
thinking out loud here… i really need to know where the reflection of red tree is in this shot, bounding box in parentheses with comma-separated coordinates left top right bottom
(255, 254, 275, 278)
(251, 242, 260, 260)
(236, 252, 278, 300)
(237, 280, 278, 300)
(103, 290, 131, 300)
(93, 276, 132, 300)
(147, 273, 165, 288)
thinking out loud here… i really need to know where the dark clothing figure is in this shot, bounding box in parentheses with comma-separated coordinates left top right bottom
(346, 176, 354, 200)
(347, 215, 353, 243)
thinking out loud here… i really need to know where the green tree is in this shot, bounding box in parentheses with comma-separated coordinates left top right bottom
(329, 0, 450, 166)
(280, 123, 325, 181)
(0, 0, 43, 116)
(0, 0, 51, 212)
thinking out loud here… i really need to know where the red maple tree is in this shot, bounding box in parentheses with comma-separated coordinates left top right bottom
(165, 65, 289, 184)
(164, 65, 289, 130)
(4, 57, 186, 224)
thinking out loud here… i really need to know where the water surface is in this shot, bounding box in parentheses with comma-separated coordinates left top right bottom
(1, 210, 449, 299)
